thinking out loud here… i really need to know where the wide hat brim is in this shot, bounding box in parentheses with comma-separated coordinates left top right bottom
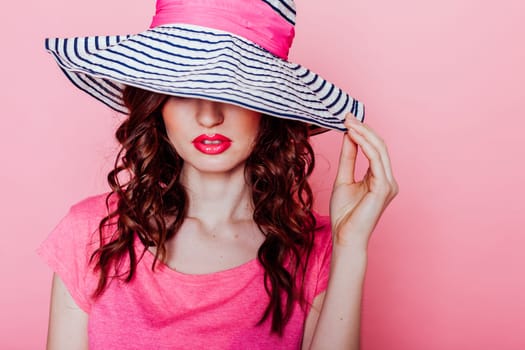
(45, 24, 364, 135)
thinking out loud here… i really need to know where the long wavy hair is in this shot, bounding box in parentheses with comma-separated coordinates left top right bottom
(90, 86, 317, 335)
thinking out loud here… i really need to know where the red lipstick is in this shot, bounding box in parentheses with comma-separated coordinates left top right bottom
(192, 134, 232, 155)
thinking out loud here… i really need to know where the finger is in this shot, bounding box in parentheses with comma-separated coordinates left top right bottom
(334, 132, 357, 185)
(345, 118, 395, 184)
(346, 127, 388, 186)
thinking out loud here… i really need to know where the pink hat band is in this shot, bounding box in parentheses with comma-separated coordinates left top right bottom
(150, 0, 295, 60)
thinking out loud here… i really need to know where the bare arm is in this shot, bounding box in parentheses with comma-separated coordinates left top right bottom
(46, 273, 89, 350)
(304, 115, 398, 349)
(305, 249, 367, 349)
(302, 292, 325, 349)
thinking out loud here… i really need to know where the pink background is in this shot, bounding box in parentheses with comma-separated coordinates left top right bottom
(1, 0, 524, 348)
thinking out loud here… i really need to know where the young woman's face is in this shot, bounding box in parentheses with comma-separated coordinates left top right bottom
(162, 97, 261, 174)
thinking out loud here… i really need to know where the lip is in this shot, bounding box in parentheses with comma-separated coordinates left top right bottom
(192, 134, 232, 155)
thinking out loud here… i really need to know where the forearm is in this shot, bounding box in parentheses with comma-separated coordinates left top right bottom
(305, 114, 397, 349)
(308, 245, 368, 350)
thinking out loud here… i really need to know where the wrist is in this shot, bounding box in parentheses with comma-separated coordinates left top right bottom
(332, 231, 370, 253)
(331, 243, 368, 267)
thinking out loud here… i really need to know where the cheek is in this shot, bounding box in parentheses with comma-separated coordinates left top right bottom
(161, 118, 185, 153)
(162, 111, 185, 142)
(162, 109, 177, 133)
(243, 114, 262, 141)
(161, 100, 184, 137)
(162, 120, 177, 144)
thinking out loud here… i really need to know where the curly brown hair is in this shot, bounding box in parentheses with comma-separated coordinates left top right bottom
(91, 86, 317, 335)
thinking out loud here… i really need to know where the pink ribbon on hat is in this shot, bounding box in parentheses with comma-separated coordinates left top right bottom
(150, 0, 295, 59)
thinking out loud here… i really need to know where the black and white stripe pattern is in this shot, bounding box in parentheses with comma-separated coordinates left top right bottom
(46, 24, 364, 133)
(262, 0, 296, 25)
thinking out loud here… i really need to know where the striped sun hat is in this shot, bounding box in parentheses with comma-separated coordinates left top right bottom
(45, 0, 365, 134)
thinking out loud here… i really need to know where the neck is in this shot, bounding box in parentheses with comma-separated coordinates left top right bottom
(180, 164, 254, 228)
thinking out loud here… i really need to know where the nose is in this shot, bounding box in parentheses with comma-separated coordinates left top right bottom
(195, 99, 224, 128)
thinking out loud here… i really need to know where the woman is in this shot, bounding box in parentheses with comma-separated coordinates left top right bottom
(39, 0, 398, 348)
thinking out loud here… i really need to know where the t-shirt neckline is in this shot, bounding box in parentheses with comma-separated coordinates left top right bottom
(141, 246, 262, 284)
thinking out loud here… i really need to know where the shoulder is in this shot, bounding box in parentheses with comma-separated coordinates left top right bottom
(314, 214, 331, 235)
(312, 214, 332, 254)
(55, 192, 119, 246)
(303, 213, 332, 276)
(38, 192, 119, 270)
(66, 192, 118, 227)
(69, 192, 116, 216)
(38, 193, 117, 313)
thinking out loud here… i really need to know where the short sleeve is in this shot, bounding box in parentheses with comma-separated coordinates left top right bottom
(301, 214, 333, 314)
(37, 194, 109, 313)
(312, 216, 332, 297)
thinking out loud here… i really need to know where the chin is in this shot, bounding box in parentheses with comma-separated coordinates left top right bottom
(184, 159, 247, 175)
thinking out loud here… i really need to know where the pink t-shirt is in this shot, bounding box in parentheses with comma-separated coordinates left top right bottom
(38, 194, 332, 349)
